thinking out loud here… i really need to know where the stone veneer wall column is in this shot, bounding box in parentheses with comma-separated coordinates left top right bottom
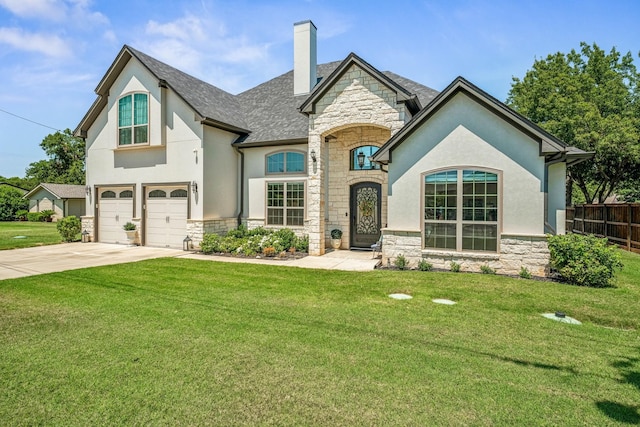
(307, 133, 324, 255)
(306, 66, 409, 255)
(81, 216, 94, 241)
(382, 232, 550, 276)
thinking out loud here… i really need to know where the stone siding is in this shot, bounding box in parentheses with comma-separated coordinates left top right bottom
(187, 218, 237, 246)
(382, 231, 550, 276)
(81, 216, 94, 241)
(306, 64, 407, 255)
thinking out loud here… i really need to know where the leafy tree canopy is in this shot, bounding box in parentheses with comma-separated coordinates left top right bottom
(25, 129, 85, 185)
(508, 42, 640, 203)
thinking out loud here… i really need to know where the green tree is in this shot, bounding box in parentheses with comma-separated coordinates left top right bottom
(25, 129, 85, 185)
(0, 186, 29, 221)
(508, 43, 640, 203)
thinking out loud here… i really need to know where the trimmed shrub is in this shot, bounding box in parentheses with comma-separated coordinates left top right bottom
(480, 264, 496, 274)
(56, 215, 81, 242)
(418, 259, 433, 271)
(394, 254, 409, 270)
(27, 212, 42, 222)
(200, 233, 222, 254)
(519, 266, 532, 279)
(547, 233, 623, 287)
(450, 261, 461, 273)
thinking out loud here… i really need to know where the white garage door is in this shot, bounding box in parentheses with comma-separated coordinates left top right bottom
(145, 187, 188, 248)
(98, 188, 134, 244)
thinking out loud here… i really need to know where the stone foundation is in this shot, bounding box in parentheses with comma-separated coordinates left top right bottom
(381, 230, 550, 276)
(187, 218, 238, 247)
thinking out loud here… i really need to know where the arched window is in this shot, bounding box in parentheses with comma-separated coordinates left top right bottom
(100, 190, 116, 199)
(119, 190, 133, 198)
(170, 189, 188, 198)
(424, 169, 499, 252)
(350, 145, 380, 170)
(266, 151, 305, 174)
(118, 92, 148, 146)
(148, 189, 166, 198)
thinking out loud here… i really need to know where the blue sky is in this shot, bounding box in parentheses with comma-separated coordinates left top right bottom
(0, 0, 638, 178)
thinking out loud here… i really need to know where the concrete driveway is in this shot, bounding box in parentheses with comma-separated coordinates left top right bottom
(0, 243, 184, 281)
(0, 243, 380, 281)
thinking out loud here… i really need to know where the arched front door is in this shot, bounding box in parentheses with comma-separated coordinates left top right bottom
(350, 182, 381, 249)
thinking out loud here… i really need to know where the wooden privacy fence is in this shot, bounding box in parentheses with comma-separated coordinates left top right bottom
(566, 204, 640, 253)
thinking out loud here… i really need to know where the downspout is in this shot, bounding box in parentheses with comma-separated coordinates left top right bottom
(233, 144, 244, 227)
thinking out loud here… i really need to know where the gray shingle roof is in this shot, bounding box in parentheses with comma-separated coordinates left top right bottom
(26, 183, 86, 199)
(127, 47, 249, 132)
(77, 45, 440, 145)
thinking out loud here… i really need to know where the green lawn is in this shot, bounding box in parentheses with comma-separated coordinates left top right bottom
(1, 251, 639, 425)
(0, 221, 62, 250)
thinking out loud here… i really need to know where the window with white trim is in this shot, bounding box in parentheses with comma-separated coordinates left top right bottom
(266, 151, 305, 174)
(424, 169, 498, 252)
(267, 181, 305, 226)
(118, 93, 148, 146)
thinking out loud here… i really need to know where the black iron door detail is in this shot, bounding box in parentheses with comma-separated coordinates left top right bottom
(350, 182, 381, 248)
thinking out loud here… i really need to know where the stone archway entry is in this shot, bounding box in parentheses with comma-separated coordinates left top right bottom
(350, 182, 382, 249)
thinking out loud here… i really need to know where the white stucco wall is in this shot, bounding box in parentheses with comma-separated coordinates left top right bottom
(547, 162, 566, 234)
(387, 92, 546, 237)
(85, 58, 240, 223)
(243, 144, 309, 224)
(202, 126, 240, 219)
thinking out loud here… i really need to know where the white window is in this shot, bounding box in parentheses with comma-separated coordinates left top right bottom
(424, 169, 499, 252)
(267, 181, 305, 226)
(118, 93, 148, 146)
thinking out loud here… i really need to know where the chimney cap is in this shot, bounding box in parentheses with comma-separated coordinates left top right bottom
(294, 19, 317, 29)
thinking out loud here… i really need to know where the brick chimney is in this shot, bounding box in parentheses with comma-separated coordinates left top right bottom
(293, 20, 317, 96)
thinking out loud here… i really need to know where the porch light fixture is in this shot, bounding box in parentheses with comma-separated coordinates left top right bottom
(310, 149, 317, 163)
(81, 229, 90, 243)
(357, 151, 366, 169)
(183, 235, 192, 251)
(191, 181, 198, 194)
(85, 185, 91, 196)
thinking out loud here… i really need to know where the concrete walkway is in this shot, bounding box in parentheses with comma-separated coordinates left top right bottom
(0, 243, 380, 281)
(183, 249, 381, 271)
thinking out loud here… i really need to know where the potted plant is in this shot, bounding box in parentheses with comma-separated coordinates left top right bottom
(123, 222, 137, 245)
(40, 210, 55, 222)
(330, 228, 342, 249)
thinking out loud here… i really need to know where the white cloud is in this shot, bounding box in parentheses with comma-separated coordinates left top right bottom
(0, 27, 72, 57)
(136, 12, 272, 92)
(0, 0, 108, 26)
(0, 0, 65, 20)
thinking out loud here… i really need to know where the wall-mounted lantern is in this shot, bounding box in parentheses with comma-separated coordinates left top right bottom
(85, 185, 91, 196)
(310, 149, 317, 163)
(191, 181, 198, 194)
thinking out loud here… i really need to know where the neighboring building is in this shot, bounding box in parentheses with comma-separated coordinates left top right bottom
(24, 183, 86, 221)
(75, 21, 589, 275)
